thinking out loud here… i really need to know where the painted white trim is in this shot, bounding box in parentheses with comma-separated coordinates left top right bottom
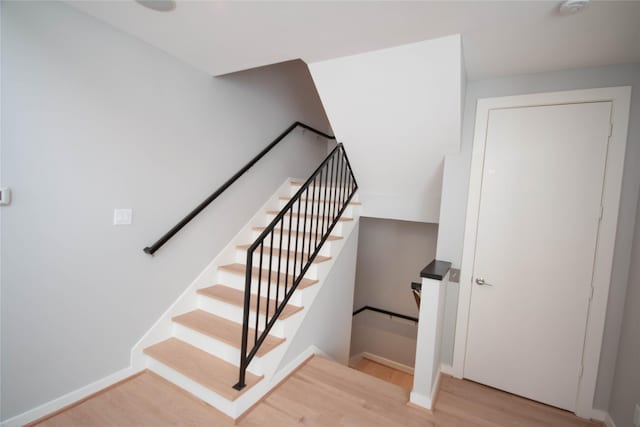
(0, 366, 140, 427)
(409, 391, 432, 409)
(411, 275, 447, 410)
(410, 369, 441, 410)
(269, 345, 331, 386)
(349, 352, 415, 375)
(604, 412, 617, 427)
(439, 363, 455, 376)
(587, 409, 609, 423)
(452, 86, 632, 418)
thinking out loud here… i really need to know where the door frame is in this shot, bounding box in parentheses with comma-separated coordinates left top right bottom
(451, 87, 631, 418)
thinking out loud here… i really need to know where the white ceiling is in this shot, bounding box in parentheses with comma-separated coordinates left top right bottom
(67, 1, 640, 79)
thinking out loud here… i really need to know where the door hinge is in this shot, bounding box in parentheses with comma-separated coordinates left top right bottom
(609, 122, 613, 138)
(588, 285, 594, 302)
(578, 364, 584, 378)
(598, 205, 604, 221)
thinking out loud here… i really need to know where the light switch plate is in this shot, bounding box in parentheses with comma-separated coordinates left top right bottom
(633, 403, 640, 427)
(114, 209, 132, 225)
(0, 187, 11, 205)
(449, 268, 461, 283)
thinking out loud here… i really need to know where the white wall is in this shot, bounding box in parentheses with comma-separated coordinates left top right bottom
(349, 217, 437, 367)
(308, 35, 463, 223)
(436, 63, 640, 412)
(278, 223, 359, 368)
(0, 1, 331, 420)
(609, 190, 640, 427)
(351, 311, 418, 368)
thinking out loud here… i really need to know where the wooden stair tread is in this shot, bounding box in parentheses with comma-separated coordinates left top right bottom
(197, 285, 303, 320)
(252, 227, 343, 241)
(236, 245, 331, 264)
(266, 210, 353, 222)
(219, 263, 319, 289)
(172, 310, 285, 357)
(144, 338, 261, 401)
(279, 196, 361, 206)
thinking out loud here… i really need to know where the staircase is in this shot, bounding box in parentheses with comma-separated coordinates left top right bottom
(132, 143, 360, 420)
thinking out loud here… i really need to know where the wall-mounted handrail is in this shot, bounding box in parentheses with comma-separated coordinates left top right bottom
(234, 143, 358, 390)
(353, 305, 418, 323)
(143, 122, 335, 255)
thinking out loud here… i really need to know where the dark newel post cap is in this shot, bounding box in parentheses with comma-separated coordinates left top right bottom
(420, 260, 452, 281)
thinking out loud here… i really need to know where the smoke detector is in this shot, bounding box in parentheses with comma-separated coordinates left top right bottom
(135, 0, 176, 12)
(559, 0, 590, 14)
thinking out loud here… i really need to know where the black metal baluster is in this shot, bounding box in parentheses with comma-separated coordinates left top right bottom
(293, 198, 301, 286)
(276, 217, 283, 307)
(339, 152, 345, 208)
(340, 152, 347, 205)
(255, 242, 264, 343)
(309, 179, 316, 261)
(315, 171, 322, 249)
(233, 246, 253, 391)
(326, 156, 332, 225)
(332, 154, 339, 222)
(284, 205, 293, 296)
(333, 154, 340, 220)
(302, 187, 309, 275)
(323, 158, 330, 236)
(266, 233, 274, 327)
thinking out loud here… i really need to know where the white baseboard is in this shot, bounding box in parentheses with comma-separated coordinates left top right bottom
(1, 366, 140, 427)
(349, 352, 414, 375)
(409, 391, 433, 409)
(439, 363, 455, 376)
(409, 367, 441, 411)
(431, 370, 442, 401)
(604, 412, 617, 427)
(271, 345, 329, 385)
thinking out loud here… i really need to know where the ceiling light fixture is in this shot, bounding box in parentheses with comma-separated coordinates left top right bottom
(558, 0, 590, 15)
(135, 0, 176, 12)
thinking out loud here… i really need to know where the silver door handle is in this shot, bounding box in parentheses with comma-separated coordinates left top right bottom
(475, 277, 493, 286)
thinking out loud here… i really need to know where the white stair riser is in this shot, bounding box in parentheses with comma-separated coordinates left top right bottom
(264, 213, 347, 236)
(289, 184, 358, 201)
(235, 250, 321, 278)
(278, 200, 356, 217)
(197, 295, 298, 338)
(250, 230, 342, 250)
(217, 270, 313, 302)
(172, 323, 265, 375)
(236, 241, 336, 262)
(243, 235, 333, 256)
(146, 357, 236, 418)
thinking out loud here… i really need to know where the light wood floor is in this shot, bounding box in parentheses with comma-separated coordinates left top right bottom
(33, 356, 603, 427)
(352, 356, 414, 391)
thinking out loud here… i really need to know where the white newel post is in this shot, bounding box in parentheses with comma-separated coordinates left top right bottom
(410, 260, 450, 410)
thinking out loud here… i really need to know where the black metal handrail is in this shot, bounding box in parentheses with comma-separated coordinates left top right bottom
(143, 122, 335, 255)
(353, 305, 418, 323)
(234, 143, 358, 390)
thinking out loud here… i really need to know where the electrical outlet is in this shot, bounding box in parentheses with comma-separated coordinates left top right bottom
(113, 209, 132, 225)
(633, 403, 640, 427)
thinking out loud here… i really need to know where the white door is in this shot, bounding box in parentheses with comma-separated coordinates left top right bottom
(464, 102, 612, 411)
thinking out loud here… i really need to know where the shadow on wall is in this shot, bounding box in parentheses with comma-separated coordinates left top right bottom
(350, 217, 438, 368)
